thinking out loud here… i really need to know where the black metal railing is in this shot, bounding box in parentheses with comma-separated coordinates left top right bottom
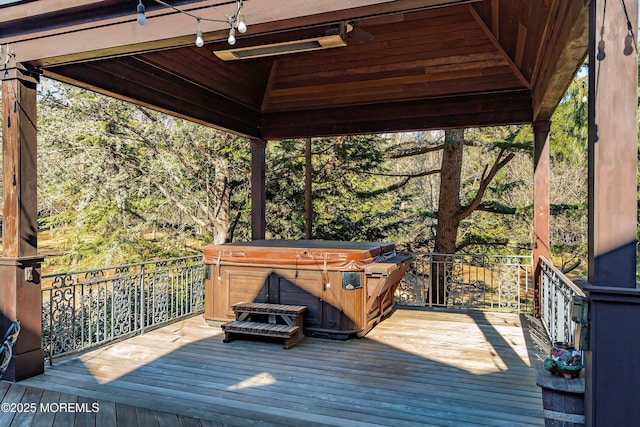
(396, 252, 533, 313)
(41, 256, 204, 364)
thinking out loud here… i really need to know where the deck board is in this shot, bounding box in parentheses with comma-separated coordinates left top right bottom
(8, 308, 544, 426)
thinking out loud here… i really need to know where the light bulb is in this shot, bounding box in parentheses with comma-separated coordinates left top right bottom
(228, 28, 236, 45)
(137, 0, 147, 26)
(237, 15, 247, 33)
(195, 28, 204, 47)
(582, 94, 588, 103)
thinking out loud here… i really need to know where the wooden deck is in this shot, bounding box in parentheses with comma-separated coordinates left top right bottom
(6, 308, 544, 426)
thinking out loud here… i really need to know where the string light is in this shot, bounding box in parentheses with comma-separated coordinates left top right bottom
(228, 28, 236, 45)
(195, 18, 204, 48)
(137, 0, 147, 26)
(136, 0, 247, 47)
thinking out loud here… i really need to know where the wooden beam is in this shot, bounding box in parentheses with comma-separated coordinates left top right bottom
(43, 62, 262, 138)
(261, 58, 280, 113)
(467, 4, 530, 89)
(0, 62, 44, 381)
(305, 138, 313, 240)
(0, 0, 478, 66)
(532, 120, 550, 318)
(490, 0, 499, 39)
(1, 0, 105, 21)
(262, 90, 532, 138)
(531, 0, 589, 121)
(585, 2, 639, 425)
(530, 0, 564, 90)
(2, 65, 38, 258)
(250, 139, 267, 240)
(587, 0, 637, 287)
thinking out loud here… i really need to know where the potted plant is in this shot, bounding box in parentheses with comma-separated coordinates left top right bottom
(544, 342, 583, 379)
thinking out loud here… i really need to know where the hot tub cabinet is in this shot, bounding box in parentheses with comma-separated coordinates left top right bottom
(203, 240, 411, 338)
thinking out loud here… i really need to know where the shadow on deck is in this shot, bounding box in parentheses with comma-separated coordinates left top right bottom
(4, 308, 545, 426)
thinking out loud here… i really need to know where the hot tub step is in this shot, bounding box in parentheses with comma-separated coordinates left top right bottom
(221, 321, 303, 349)
(232, 302, 307, 316)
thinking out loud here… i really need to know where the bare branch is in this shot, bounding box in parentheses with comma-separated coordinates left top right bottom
(386, 143, 445, 158)
(386, 140, 477, 159)
(456, 149, 515, 221)
(475, 201, 518, 215)
(356, 177, 411, 197)
(353, 168, 441, 178)
(561, 258, 581, 274)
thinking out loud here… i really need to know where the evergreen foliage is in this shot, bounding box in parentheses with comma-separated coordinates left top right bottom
(265, 135, 412, 242)
(37, 81, 251, 269)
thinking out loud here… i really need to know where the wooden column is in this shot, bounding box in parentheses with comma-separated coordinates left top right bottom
(587, 0, 637, 287)
(0, 63, 44, 381)
(533, 121, 550, 318)
(250, 139, 266, 240)
(304, 138, 313, 240)
(585, 0, 640, 425)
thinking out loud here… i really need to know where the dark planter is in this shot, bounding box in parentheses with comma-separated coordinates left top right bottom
(536, 364, 585, 427)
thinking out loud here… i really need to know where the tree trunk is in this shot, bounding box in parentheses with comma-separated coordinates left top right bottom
(211, 157, 231, 244)
(431, 129, 464, 304)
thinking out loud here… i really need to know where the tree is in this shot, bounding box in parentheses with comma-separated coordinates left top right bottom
(37, 80, 251, 269)
(381, 126, 532, 254)
(548, 71, 589, 274)
(265, 135, 411, 242)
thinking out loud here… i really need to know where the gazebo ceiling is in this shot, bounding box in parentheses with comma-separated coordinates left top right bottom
(0, 0, 589, 139)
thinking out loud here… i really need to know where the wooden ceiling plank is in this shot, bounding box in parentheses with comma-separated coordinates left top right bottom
(467, 3, 530, 89)
(491, 0, 499, 39)
(271, 67, 426, 92)
(275, 22, 484, 69)
(515, 23, 527, 68)
(531, 0, 573, 97)
(269, 65, 514, 99)
(519, 0, 549, 82)
(273, 51, 506, 87)
(532, 0, 588, 121)
(274, 37, 495, 77)
(135, 50, 268, 110)
(353, 9, 476, 39)
(44, 66, 261, 138)
(261, 58, 280, 113)
(264, 73, 524, 112)
(77, 57, 263, 133)
(1, 0, 111, 22)
(530, 0, 567, 90)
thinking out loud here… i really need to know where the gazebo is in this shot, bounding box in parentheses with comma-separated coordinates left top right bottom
(0, 1, 638, 425)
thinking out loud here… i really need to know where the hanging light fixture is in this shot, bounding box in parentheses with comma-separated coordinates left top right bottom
(237, 14, 247, 34)
(137, 0, 247, 47)
(195, 18, 204, 48)
(227, 27, 236, 46)
(136, 0, 147, 26)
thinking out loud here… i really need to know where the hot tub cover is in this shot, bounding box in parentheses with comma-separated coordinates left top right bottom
(203, 240, 396, 270)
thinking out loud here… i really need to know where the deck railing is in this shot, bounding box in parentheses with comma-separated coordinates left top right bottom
(396, 252, 533, 313)
(538, 256, 585, 346)
(41, 256, 205, 363)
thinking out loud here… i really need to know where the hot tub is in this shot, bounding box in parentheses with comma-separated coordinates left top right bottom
(202, 240, 411, 338)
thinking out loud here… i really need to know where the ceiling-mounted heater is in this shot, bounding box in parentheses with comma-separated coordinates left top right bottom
(214, 32, 347, 61)
(213, 23, 350, 61)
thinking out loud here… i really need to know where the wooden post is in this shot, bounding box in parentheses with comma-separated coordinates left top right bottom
(0, 63, 44, 381)
(250, 139, 267, 240)
(304, 138, 313, 240)
(588, 0, 637, 287)
(533, 120, 550, 318)
(585, 0, 640, 425)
